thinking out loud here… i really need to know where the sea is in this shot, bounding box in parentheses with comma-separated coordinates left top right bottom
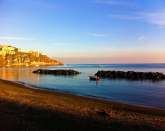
(0, 64, 165, 109)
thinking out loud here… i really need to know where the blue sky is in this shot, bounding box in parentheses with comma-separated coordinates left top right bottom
(0, 0, 165, 63)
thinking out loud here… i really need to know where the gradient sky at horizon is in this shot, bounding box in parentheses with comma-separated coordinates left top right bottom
(0, 0, 165, 64)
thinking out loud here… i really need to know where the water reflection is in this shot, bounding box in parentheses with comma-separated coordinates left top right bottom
(0, 67, 40, 83)
(0, 65, 165, 108)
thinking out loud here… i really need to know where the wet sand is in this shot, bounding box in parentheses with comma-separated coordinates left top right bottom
(0, 79, 165, 131)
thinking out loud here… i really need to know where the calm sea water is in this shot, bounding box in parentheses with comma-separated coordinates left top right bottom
(1, 64, 165, 109)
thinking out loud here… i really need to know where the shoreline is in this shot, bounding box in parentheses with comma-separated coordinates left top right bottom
(0, 63, 63, 68)
(15, 79, 165, 110)
(0, 79, 165, 130)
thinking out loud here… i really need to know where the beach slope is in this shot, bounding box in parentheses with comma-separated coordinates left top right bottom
(0, 79, 165, 131)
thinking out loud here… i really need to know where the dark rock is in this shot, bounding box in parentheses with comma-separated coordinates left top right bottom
(97, 110, 109, 117)
(33, 69, 80, 76)
(95, 70, 165, 81)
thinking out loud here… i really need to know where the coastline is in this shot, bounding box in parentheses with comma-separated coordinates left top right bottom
(0, 63, 63, 68)
(0, 79, 165, 130)
(14, 80, 165, 110)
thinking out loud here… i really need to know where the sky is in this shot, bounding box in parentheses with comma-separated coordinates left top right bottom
(0, 0, 165, 64)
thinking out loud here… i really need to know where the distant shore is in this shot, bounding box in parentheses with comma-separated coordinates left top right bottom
(0, 79, 165, 131)
(0, 63, 63, 68)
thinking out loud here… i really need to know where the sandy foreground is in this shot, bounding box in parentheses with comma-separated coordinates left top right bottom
(0, 79, 165, 131)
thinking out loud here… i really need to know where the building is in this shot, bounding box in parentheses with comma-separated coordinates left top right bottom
(0, 45, 18, 57)
(0, 44, 62, 66)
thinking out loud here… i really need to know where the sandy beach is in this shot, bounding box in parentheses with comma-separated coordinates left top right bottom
(0, 79, 165, 131)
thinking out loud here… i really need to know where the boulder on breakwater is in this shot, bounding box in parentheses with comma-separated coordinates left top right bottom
(33, 69, 80, 76)
(95, 70, 165, 81)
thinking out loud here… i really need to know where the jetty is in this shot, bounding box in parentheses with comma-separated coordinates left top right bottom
(95, 70, 165, 81)
(33, 69, 80, 76)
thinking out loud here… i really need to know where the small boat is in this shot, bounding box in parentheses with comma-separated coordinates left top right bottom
(89, 76, 100, 81)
